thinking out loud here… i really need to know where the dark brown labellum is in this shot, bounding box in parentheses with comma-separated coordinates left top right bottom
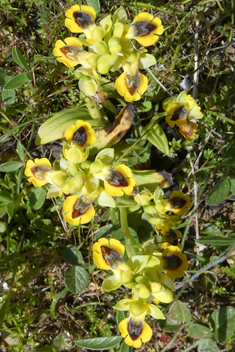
(170, 197, 187, 209)
(132, 21, 157, 37)
(125, 70, 140, 96)
(72, 196, 91, 218)
(101, 246, 123, 268)
(164, 229, 178, 246)
(107, 170, 129, 187)
(72, 126, 87, 146)
(31, 165, 51, 179)
(73, 11, 93, 29)
(162, 254, 183, 270)
(128, 318, 143, 341)
(171, 106, 189, 122)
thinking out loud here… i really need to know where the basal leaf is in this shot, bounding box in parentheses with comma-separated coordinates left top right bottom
(211, 306, 235, 342)
(4, 73, 29, 89)
(50, 287, 69, 319)
(2, 89, 16, 105)
(229, 178, 235, 194)
(29, 188, 47, 210)
(62, 245, 84, 266)
(75, 336, 122, 350)
(86, 0, 100, 13)
(64, 266, 89, 294)
(12, 46, 30, 71)
(35, 107, 106, 145)
(0, 161, 22, 172)
(188, 323, 212, 339)
(206, 178, 230, 205)
(169, 300, 192, 323)
(196, 235, 235, 246)
(198, 338, 219, 352)
(145, 122, 169, 155)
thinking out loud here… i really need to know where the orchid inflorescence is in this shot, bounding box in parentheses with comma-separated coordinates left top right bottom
(23, 3, 205, 348)
(25, 117, 190, 347)
(53, 5, 163, 102)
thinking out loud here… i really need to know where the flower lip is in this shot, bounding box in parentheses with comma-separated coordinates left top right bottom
(107, 169, 129, 187)
(170, 197, 187, 209)
(72, 196, 92, 218)
(60, 45, 83, 60)
(164, 229, 178, 246)
(101, 246, 123, 269)
(128, 318, 143, 341)
(162, 254, 183, 270)
(171, 105, 189, 122)
(125, 70, 140, 96)
(30, 165, 51, 179)
(73, 11, 94, 29)
(72, 126, 87, 146)
(131, 21, 157, 37)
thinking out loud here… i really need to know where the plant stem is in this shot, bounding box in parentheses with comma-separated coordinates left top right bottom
(119, 207, 136, 257)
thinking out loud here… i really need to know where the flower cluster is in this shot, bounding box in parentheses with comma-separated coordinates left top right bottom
(163, 91, 203, 140)
(92, 236, 188, 347)
(53, 6, 164, 102)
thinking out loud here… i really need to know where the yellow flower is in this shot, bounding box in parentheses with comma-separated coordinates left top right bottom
(93, 237, 130, 276)
(63, 190, 98, 225)
(119, 316, 152, 348)
(161, 228, 182, 249)
(115, 63, 148, 102)
(179, 120, 197, 140)
(24, 158, 66, 188)
(65, 120, 97, 147)
(95, 164, 136, 197)
(163, 190, 192, 216)
(125, 12, 164, 47)
(163, 91, 203, 128)
(65, 5, 96, 39)
(161, 246, 188, 280)
(53, 37, 90, 68)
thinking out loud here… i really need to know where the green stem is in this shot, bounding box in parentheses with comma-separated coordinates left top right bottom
(119, 208, 136, 258)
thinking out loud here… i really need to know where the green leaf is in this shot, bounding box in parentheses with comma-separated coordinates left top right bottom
(50, 287, 69, 319)
(221, 266, 235, 279)
(0, 69, 7, 86)
(35, 107, 106, 145)
(229, 178, 235, 194)
(75, 336, 122, 350)
(116, 310, 126, 327)
(53, 333, 72, 350)
(115, 196, 137, 208)
(0, 191, 12, 204)
(169, 300, 192, 323)
(62, 245, 84, 266)
(64, 266, 89, 294)
(12, 46, 30, 70)
(198, 338, 219, 352)
(196, 235, 235, 246)
(159, 316, 181, 332)
(145, 122, 169, 155)
(141, 100, 152, 112)
(29, 188, 47, 210)
(188, 323, 212, 339)
(4, 73, 29, 89)
(211, 306, 235, 342)
(0, 161, 22, 172)
(120, 341, 131, 352)
(7, 201, 14, 218)
(0, 205, 7, 217)
(127, 156, 138, 167)
(17, 141, 25, 161)
(222, 143, 235, 166)
(2, 89, 16, 105)
(206, 178, 230, 205)
(0, 296, 10, 328)
(86, 0, 100, 13)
